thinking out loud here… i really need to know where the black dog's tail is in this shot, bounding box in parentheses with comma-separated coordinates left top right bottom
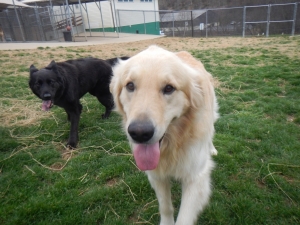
(106, 56, 129, 66)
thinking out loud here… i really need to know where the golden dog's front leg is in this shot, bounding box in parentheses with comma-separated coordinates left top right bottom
(175, 172, 212, 225)
(147, 172, 175, 225)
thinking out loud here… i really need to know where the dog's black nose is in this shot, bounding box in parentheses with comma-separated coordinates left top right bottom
(128, 120, 154, 143)
(43, 93, 51, 99)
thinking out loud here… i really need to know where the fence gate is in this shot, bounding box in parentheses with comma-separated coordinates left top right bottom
(0, 6, 85, 42)
(117, 9, 160, 35)
(243, 3, 298, 37)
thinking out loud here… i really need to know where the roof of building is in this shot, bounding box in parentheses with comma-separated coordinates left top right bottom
(0, 0, 31, 10)
(20, 0, 107, 6)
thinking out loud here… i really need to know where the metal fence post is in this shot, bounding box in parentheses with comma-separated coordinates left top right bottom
(62, 3, 68, 28)
(266, 4, 271, 37)
(48, 0, 59, 41)
(191, 10, 194, 37)
(78, 0, 87, 41)
(109, 0, 116, 33)
(34, 7, 45, 41)
(292, 3, 298, 36)
(59, 5, 64, 23)
(111, 0, 119, 37)
(12, 0, 25, 41)
(172, 11, 174, 37)
(242, 6, 246, 37)
(65, 0, 73, 39)
(94, 0, 105, 37)
(71, 5, 79, 36)
(5, 10, 16, 41)
(205, 9, 207, 38)
(99, 1, 105, 37)
(118, 10, 121, 33)
(143, 11, 146, 34)
(83, 3, 92, 36)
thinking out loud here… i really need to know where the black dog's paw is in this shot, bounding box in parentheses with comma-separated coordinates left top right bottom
(67, 140, 77, 149)
(101, 113, 109, 119)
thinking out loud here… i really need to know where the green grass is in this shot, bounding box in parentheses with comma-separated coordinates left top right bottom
(1, 37, 300, 224)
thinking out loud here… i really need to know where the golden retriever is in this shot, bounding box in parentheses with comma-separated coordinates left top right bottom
(110, 46, 219, 225)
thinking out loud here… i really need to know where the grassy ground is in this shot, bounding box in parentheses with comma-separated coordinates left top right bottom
(0, 36, 299, 224)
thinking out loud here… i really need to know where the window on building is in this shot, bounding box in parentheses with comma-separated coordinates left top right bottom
(141, 0, 152, 2)
(118, 0, 133, 2)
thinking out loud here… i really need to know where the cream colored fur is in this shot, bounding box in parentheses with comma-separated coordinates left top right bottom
(110, 46, 219, 225)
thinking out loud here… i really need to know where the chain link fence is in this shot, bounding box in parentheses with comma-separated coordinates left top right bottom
(122, 2, 300, 38)
(1, 2, 300, 42)
(0, 6, 84, 42)
(116, 9, 160, 35)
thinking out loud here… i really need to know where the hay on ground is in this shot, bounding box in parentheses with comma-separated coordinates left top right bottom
(0, 98, 52, 127)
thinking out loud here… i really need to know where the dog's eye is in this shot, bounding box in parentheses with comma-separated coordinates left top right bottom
(126, 82, 135, 92)
(35, 81, 42, 88)
(163, 85, 175, 95)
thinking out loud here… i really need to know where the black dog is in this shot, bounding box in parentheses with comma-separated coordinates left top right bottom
(29, 57, 128, 148)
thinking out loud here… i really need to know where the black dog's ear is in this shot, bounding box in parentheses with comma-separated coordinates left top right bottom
(48, 60, 56, 67)
(46, 60, 58, 74)
(30, 65, 38, 75)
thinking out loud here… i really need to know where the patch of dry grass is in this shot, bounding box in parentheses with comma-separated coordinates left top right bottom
(0, 98, 52, 127)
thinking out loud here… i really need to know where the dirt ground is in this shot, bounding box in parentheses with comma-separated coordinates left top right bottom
(3, 36, 298, 74)
(85, 36, 299, 59)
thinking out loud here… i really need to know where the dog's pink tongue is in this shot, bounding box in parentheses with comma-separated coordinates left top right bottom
(42, 100, 52, 111)
(133, 142, 160, 171)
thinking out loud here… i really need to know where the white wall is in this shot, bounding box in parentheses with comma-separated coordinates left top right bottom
(113, 0, 159, 27)
(54, 0, 159, 30)
(113, 0, 158, 11)
(81, 1, 114, 29)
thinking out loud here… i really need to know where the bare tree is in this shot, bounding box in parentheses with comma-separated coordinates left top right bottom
(159, 0, 298, 10)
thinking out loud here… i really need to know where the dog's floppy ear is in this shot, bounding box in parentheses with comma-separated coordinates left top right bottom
(29, 65, 38, 75)
(29, 65, 38, 88)
(46, 60, 58, 74)
(188, 73, 204, 109)
(175, 51, 205, 110)
(110, 61, 127, 115)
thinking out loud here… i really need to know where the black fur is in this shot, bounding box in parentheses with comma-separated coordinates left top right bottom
(29, 57, 128, 148)
(105, 56, 129, 66)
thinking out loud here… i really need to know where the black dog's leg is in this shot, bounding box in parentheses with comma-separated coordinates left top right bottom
(65, 103, 82, 148)
(96, 94, 114, 119)
(67, 112, 70, 121)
